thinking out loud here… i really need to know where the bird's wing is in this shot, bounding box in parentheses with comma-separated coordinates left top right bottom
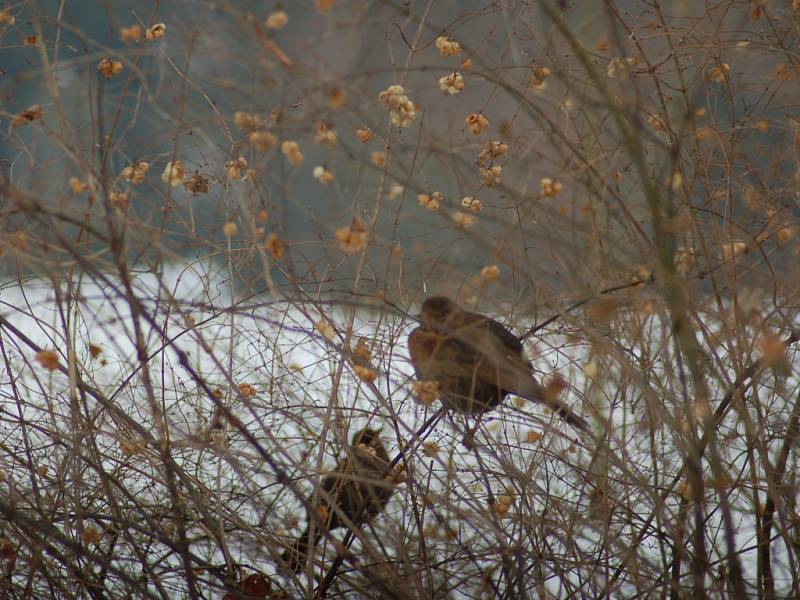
(485, 316, 524, 353)
(445, 319, 544, 402)
(440, 312, 589, 431)
(464, 330, 589, 430)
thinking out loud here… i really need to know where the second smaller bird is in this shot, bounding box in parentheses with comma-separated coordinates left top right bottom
(281, 428, 397, 573)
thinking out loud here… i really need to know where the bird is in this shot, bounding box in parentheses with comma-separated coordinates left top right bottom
(280, 428, 397, 573)
(408, 296, 589, 433)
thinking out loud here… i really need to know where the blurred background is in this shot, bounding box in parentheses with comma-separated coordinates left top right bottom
(1, 0, 799, 598)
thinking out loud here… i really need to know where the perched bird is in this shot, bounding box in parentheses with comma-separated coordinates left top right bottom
(408, 296, 589, 432)
(281, 428, 396, 573)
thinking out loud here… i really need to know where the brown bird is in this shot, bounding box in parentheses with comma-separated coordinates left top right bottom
(281, 428, 396, 573)
(408, 296, 589, 432)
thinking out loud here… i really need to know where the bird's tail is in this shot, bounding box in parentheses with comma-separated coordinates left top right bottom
(515, 378, 591, 434)
(543, 395, 591, 433)
(280, 527, 320, 573)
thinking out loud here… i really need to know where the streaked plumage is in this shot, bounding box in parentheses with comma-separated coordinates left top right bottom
(281, 428, 395, 573)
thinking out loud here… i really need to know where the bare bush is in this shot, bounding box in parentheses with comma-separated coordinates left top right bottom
(1, 1, 799, 598)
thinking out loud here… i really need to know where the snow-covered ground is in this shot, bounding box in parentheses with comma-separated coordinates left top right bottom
(0, 263, 796, 597)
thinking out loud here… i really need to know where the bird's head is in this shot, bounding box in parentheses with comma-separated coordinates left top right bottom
(352, 427, 383, 449)
(418, 296, 458, 327)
